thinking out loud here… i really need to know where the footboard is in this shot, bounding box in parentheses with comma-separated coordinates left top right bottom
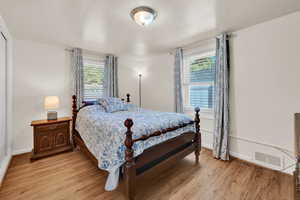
(123, 108, 201, 200)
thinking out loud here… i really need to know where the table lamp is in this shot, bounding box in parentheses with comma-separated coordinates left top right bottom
(44, 96, 59, 120)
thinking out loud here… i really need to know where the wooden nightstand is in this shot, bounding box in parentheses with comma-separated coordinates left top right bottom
(30, 117, 73, 161)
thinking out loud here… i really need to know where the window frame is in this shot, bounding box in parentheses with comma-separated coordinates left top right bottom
(182, 51, 215, 114)
(82, 57, 105, 102)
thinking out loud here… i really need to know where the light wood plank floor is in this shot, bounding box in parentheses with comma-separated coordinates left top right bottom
(0, 149, 293, 200)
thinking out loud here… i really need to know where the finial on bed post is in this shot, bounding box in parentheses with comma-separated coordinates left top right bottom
(124, 118, 136, 200)
(194, 107, 201, 164)
(72, 95, 77, 148)
(126, 93, 130, 103)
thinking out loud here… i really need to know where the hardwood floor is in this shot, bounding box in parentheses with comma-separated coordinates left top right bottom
(0, 149, 293, 200)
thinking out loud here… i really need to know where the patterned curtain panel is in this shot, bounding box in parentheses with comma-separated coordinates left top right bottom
(174, 48, 184, 113)
(71, 48, 84, 108)
(213, 33, 230, 160)
(104, 55, 119, 97)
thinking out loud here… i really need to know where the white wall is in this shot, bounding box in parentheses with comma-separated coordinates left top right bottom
(0, 14, 13, 185)
(119, 11, 300, 173)
(12, 40, 71, 154)
(119, 54, 175, 112)
(231, 11, 300, 151)
(229, 10, 300, 172)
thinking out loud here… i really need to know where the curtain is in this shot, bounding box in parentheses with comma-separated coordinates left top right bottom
(213, 33, 230, 160)
(71, 48, 84, 108)
(174, 48, 184, 113)
(104, 55, 119, 97)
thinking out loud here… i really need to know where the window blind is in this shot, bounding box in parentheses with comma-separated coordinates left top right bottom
(190, 85, 214, 109)
(83, 59, 105, 101)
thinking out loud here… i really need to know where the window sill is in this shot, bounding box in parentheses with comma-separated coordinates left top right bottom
(184, 106, 214, 120)
(184, 106, 212, 113)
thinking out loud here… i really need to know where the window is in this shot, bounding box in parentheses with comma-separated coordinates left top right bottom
(83, 58, 105, 101)
(183, 52, 216, 111)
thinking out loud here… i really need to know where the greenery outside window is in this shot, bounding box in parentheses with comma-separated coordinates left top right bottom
(83, 58, 105, 101)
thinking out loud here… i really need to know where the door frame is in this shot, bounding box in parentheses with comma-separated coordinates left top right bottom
(0, 32, 7, 158)
(0, 16, 13, 185)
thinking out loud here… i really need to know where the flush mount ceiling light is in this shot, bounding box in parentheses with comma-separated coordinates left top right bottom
(130, 6, 157, 26)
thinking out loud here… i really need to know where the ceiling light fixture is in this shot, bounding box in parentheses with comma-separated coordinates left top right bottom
(130, 6, 157, 26)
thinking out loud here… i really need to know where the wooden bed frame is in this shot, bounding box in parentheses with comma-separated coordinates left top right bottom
(71, 94, 201, 200)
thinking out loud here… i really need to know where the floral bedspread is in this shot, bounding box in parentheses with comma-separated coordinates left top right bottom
(75, 105, 195, 191)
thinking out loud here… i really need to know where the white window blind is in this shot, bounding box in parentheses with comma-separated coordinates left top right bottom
(183, 52, 216, 111)
(83, 58, 105, 101)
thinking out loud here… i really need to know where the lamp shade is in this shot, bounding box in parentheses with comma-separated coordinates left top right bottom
(44, 96, 59, 110)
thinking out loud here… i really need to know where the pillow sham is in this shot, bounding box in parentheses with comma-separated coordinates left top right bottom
(97, 97, 128, 113)
(97, 97, 122, 106)
(105, 102, 128, 113)
(126, 103, 138, 111)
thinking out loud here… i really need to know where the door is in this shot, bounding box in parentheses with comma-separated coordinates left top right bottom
(0, 32, 7, 164)
(36, 131, 53, 152)
(53, 128, 69, 148)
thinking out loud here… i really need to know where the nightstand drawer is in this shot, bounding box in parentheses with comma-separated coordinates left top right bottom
(35, 122, 69, 132)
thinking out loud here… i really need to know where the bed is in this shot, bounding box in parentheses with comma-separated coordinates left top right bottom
(71, 94, 201, 200)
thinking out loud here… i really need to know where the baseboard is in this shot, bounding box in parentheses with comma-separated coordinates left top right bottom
(230, 151, 293, 175)
(201, 129, 295, 175)
(201, 142, 292, 175)
(0, 154, 12, 186)
(202, 142, 213, 149)
(229, 151, 252, 162)
(12, 148, 32, 156)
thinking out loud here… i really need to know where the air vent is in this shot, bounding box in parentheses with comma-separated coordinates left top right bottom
(254, 152, 281, 167)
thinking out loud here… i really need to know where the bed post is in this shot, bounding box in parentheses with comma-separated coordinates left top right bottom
(126, 93, 131, 103)
(124, 118, 136, 200)
(194, 107, 201, 164)
(72, 95, 77, 148)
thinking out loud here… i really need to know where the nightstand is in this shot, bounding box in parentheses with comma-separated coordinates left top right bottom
(30, 117, 73, 161)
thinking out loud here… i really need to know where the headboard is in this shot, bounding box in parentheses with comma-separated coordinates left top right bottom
(74, 93, 131, 111)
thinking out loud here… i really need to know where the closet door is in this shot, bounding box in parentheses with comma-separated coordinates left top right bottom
(0, 32, 7, 163)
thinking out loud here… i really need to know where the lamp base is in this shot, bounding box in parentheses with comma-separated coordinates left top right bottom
(47, 111, 57, 120)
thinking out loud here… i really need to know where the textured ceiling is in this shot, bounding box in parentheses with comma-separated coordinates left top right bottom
(0, 0, 300, 56)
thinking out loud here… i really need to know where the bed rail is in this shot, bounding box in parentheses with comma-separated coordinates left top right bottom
(131, 121, 194, 143)
(124, 108, 200, 163)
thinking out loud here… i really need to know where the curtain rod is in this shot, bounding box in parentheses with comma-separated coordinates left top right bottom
(64, 48, 74, 52)
(169, 33, 233, 55)
(64, 48, 108, 58)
